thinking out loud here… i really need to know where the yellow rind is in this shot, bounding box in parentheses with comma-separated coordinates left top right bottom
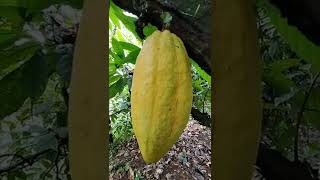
(131, 30, 193, 164)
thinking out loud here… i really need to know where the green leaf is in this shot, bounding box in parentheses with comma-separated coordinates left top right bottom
(0, 6, 23, 24)
(268, 58, 300, 72)
(259, 0, 320, 71)
(0, 32, 24, 49)
(110, 1, 140, 41)
(118, 41, 140, 52)
(109, 78, 126, 99)
(112, 38, 125, 58)
(143, 24, 158, 37)
(263, 59, 299, 95)
(191, 59, 211, 85)
(124, 49, 140, 64)
(193, 79, 203, 91)
(303, 88, 320, 130)
(0, 41, 39, 73)
(0, 30, 18, 44)
(0, 52, 50, 119)
(109, 75, 121, 86)
(109, 7, 121, 28)
(109, 49, 123, 66)
(109, 61, 117, 76)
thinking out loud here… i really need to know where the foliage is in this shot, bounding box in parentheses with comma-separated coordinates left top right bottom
(257, 4, 320, 164)
(257, 0, 320, 72)
(0, 1, 81, 178)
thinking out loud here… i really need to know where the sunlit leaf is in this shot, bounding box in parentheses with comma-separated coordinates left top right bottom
(110, 1, 140, 41)
(124, 49, 140, 64)
(109, 77, 127, 99)
(118, 41, 140, 52)
(143, 24, 158, 37)
(112, 38, 124, 58)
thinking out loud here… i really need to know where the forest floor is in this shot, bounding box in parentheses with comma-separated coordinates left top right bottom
(109, 118, 212, 180)
(108, 118, 267, 180)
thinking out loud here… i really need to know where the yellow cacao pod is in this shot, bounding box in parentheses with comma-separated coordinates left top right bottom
(131, 30, 193, 164)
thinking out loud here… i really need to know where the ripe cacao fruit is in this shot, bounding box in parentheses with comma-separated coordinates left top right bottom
(131, 30, 193, 163)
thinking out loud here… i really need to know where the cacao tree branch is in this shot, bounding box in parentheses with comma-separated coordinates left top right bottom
(112, 0, 211, 75)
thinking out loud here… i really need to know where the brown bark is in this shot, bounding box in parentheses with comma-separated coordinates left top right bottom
(113, 0, 212, 75)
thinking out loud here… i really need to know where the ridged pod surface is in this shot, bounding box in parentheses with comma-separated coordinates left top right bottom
(131, 30, 193, 163)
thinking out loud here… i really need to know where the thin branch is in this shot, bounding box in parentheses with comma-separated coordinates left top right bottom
(0, 149, 54, 174)
(0, 154, 29, 162)
(41, 163, 55, 180)
(304, 108, 320, 113)
(294, 72, 320, 162)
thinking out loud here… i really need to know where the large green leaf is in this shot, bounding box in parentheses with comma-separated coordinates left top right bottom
(118, 41, 140, 52)
(303, 88, 320, 131)
(112, 38, 124, 58)
(263, 59, 299, 95)
(258, 0, 320, 71)
(110, 1, 140, 41)
(109, 49, 123, 66)
(0, 41, 39, 73)
(109, 6, 121, 28)
(0, 30, 18, 43)
(0, 6, 24, 26)
(109, 77, 126, 99)
(124, 49, 140, 64)
(109, 74, 120, 86)
(109, 61, 117, 76)
(0, 52, 50, 119)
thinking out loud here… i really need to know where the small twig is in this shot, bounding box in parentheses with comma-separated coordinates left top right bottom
(294, 72, 320, 162)
(193, 4, 200, 17)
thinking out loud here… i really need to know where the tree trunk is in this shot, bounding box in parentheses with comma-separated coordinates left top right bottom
(212, 0, 262, 179)
(68, 0, 108, 179)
